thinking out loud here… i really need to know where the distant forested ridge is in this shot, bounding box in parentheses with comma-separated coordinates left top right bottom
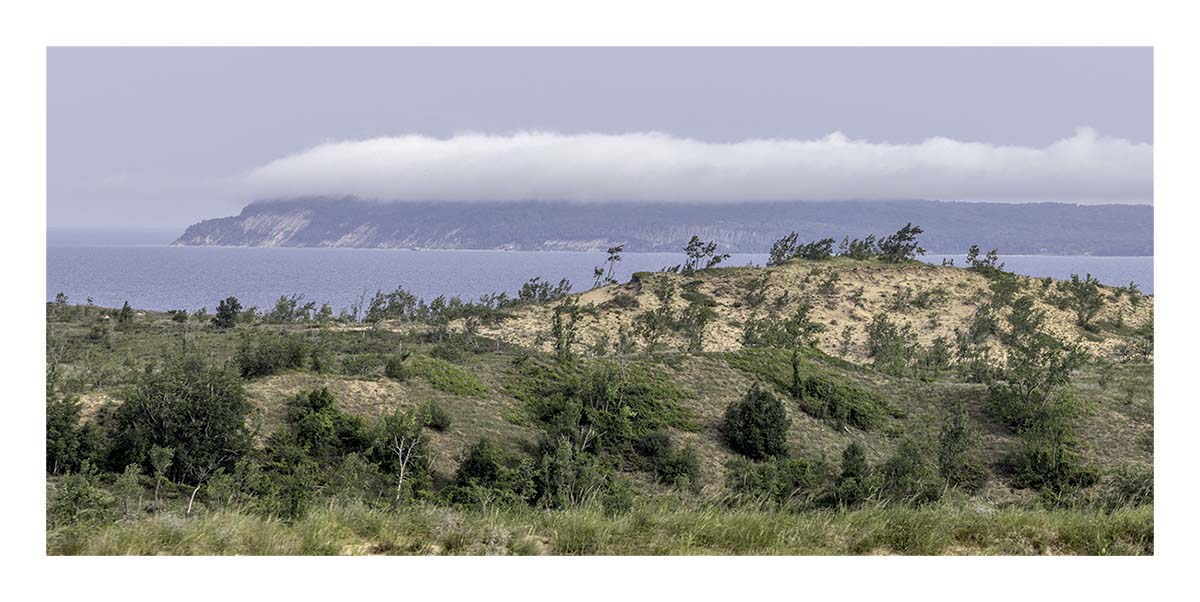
(175, 198, 1152, 256)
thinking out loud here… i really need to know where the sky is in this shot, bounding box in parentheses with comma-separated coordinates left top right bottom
(47, 47, 1153, 228)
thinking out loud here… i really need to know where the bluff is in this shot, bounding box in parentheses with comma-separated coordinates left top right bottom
(175, 197, 1152, 255)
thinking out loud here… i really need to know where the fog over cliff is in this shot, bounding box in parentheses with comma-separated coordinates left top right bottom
(244, 130, 1152, 205)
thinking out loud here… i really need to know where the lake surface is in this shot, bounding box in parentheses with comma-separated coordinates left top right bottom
(47, 237, 1153, 312)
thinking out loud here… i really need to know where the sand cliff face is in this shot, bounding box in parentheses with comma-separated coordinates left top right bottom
(173, 198, 1154, 255)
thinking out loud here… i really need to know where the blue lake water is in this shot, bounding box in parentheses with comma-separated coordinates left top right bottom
(46, 238, 1153, 312)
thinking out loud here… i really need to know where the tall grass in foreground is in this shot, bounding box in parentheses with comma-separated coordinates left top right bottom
(48, 502, 1152, 556)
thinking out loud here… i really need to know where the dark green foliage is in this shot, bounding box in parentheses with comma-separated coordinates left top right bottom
(600, 292, 640, 310)
(515, 360, 694, 459)
(938, 403, 989, 492)
(1063, 273, 1105, 331)
(1002, 392, 1098, 492)
(877, 223, 926, 262)
(879, 438, 943, 505)
(235, 332, 310, 378)
(47, 462, 115, 527)
(533, 437, 611, 510)
(266, 293, 318, 323)
(839, 234, 879, 260)
(721, 384, 790, 460)
(517, 277, 573, 305)
(836, 442, 875, 507)
(445, 439, 536, 508)
(966, 244, 1006, 277)
(768, 232, 799, 266)
(769, 233, 835, 264)
(678, 284, 717, 352)
(633, 430, 701, 487)
(369, 407, 433, 503)
(212, 296, 242, 329)
(987, 296, 1085, 431)
(258, 443, 320, 521)
(280, 388, 370, 465)
(793, 374, 892, 431)
(725, 456, 832, 508)
(107, 357, 250, 483)
(665, 236, 730, 275)
(593, 245, 624, 288)
(741, 302, 825, 349)
(865, 313, 918, 376)
(46, 368, 102, 474)
(364, 286, 420, 322)
(551, 296, 586, 362)
(420, 400, 452, 432)
(116, 301, 134, 324)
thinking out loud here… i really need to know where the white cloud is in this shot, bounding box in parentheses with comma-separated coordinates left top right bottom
(243, 129, 1152, 204)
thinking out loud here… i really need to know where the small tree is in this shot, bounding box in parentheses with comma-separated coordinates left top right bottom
(212, 296, 242, 329)
(116, 301, 134, 324)
(768, 232, 799, 266)
(669, 236, 730, 275)
(966, 244, 1005, 272)
(1065, 273, 1104, 331)
(721, 384, 790, 460)
(592, 244, 624, 287)
(877, 223, 926, 262)
(938, 402, 988, 492)
(372, 408, 430, 503)
(836, 441, 873, 506)
(149, 446, 174, 503)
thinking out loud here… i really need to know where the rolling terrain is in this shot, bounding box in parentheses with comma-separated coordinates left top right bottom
(45, 253, 1154, 554)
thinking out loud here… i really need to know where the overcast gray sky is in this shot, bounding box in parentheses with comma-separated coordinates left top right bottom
(48, 47, 1153, 228)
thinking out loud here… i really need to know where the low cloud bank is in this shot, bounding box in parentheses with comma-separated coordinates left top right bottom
(244, 129, 1152, 204)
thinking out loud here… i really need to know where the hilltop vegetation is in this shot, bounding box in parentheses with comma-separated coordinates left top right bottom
(46, 225, 1153, 555)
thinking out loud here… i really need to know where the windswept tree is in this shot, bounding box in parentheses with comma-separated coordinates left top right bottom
(877, 223, 926, 262)
(592, 244, 625, 288)
(667, 236, 730, 275)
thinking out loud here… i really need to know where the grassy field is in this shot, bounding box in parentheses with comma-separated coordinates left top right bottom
(47, 500, 1153, 556)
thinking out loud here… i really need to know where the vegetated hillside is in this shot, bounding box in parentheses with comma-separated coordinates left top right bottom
(478, 257, 1153, 365)
(173, 197, 1153, 255)
(44, 249, 1154, 555)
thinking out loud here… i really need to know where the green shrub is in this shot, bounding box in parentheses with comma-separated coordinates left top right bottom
(420, 400, 452, 432)
(47, 462, 115, 527)
(725, 455, 832, 508)
(721, 384, 790, 460)
(107, 356, 251, 483)
(46, 369, 103, 474)
(445, 439, 536, 508)
(235, 332, 310, 378)
(879, 438, 943, 506)
(280, 388, 370, 465)
(938, 403, 989, 493)
(339, 353, 384, 377)
(836, 442, 876, 507)
(633, 431, 701, 487)
(793, 374, 891, 431)
(513, 359, 694, 459)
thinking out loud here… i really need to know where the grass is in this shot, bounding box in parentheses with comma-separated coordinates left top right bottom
(394, 354, 488, 397)
(47, 501, 1153, 556)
